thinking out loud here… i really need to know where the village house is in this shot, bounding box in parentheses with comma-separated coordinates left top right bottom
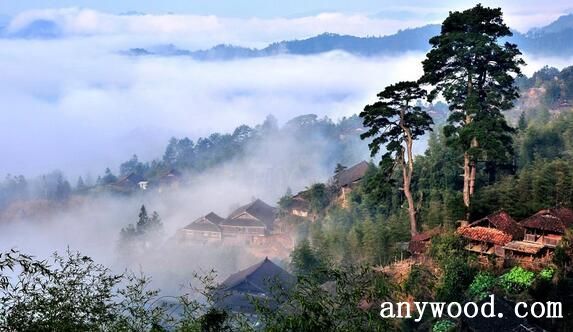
(289, 193, 310, 217)
(408, 227, 442, 256)
(457, 211, 523, 257)
(220, 199, 277, 241)
(502, 207, 573, 267)
(520, 207, 573, 247)
(155, 168, 182, 193)
(110, 172, 147, 193)
(178, 212, 225, 242)
(215, 257, 295, 314)
(177, 198, 280, 246)
(335, 160, 370, 208)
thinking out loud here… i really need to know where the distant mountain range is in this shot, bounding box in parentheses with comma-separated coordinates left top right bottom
(122, 14, 573, 60)
(3, 12, 573, 58)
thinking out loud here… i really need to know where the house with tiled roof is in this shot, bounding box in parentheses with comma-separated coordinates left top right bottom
(520, 207, 573, 247)
(458, 211, 523, 257)
(110, 172, 148, 193)
(502, 207, 573, 267)
(408, 227, 442, 255)
(178, 212, 225, 242)
(458, 226, 513, 256)
(334, 161, 370, 208)
(220, 199, 278, 240)
(289, 193, 310, 217)
(214, 257, 295, 314)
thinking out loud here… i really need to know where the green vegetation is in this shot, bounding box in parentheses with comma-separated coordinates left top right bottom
(468, 272, 496, 301)
(499, 266, 536, 294)
(360, 81, 433, 236)
(432, 319, 455, 332)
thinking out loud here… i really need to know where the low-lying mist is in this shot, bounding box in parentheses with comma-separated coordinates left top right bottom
(0, 116, 369, 294)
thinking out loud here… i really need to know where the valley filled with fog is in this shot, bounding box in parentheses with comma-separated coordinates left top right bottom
(1, 8, 573, 294)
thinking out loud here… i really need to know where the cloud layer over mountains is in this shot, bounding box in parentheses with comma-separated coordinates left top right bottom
(1, 7, 573, 178)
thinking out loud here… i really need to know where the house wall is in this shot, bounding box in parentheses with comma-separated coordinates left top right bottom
(179, 229, 222, 241)
(524, 229, 562, 247)
(221, 225, 265, 237)
(291, 209, 308, 217)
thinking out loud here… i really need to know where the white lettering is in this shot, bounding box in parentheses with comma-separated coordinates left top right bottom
(531, 302, 545, 318)
(447, 302, 462, 318)
(515, 302, 528, 318)
(380, 302, 395, 318)
(481, 295, 496, 318)
(414, 302, 428, 322)
(396, 302, 412, 318)
(464, 302, 479, 318)
(429, 302, 446, 318)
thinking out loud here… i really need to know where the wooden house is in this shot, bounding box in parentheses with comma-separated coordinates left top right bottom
(178, 212, 224, 242)
(220, 199, 277, 240)
(155, 168, 182, 192)
(458, 226, 513, 256)
(334, 161, 369, 208)
(520, 207, 573, 248)
(408, 227, 442, 256)
(215, 257, 295, 314)
(111, 172, 147, 193)
(289, 193, 310, 217)
(458, 211, 523, 257)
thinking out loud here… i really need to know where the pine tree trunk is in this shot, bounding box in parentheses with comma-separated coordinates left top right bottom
(469, 162, 476, 196)
(403, 173, 418, 237)
(463, 151, 471, 209)
(400, 111, 418, 237)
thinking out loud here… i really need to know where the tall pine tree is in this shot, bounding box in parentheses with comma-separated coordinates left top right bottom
(420, 4, 524, 214)
(360, 81, 433, 236)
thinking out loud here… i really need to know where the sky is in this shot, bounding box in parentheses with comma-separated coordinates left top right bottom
(0, 1, 573, 179)
(0, 0, 572, 32)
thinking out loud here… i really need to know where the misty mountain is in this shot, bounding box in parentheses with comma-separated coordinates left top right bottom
(124, 14, 573, 59)
(3, 19, 62, 39)
(124, 25, 441, 60)
(527, 13, 573, 36)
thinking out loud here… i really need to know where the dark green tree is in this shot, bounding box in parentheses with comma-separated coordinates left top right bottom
(290, 239, 327, 279)
(101, 167, 117, 185)
(420, 4, 524, 213)
(76, 176, 87, 193)
(137, 205, 149, 231)
(360, 81, 433, 236)
(518, 111, 528, 131)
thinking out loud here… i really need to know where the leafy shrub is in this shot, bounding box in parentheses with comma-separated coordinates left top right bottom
(538, 267, 554, 281)
(468, 272, 496, 301)
(432, 319, 455, 332)
(499, 267, 535, 294)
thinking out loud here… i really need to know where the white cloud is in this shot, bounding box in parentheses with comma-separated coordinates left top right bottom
(5, 8, 429, 48)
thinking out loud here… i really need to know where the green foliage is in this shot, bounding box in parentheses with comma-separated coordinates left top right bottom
(360, 81, 432, 173)
(303, 183, 332, 213)
(429, 233, 475, 302)
(432, 319, 456, 332)
(255, 267, 394, 332)
(120, 205, 164, 255)
(468, 272, 496, 301)
(0, 250, 252, 332)
(499, 267, 535, 294)
(290, 239, 329, 280)
(403, 264, 437, 301)
(538, 267, 555, 281)
(421, 4, 523, 209)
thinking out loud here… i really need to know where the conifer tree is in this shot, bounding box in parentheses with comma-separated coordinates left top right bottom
(360, 81, 433, 236)
(420, 4, 524, 213)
